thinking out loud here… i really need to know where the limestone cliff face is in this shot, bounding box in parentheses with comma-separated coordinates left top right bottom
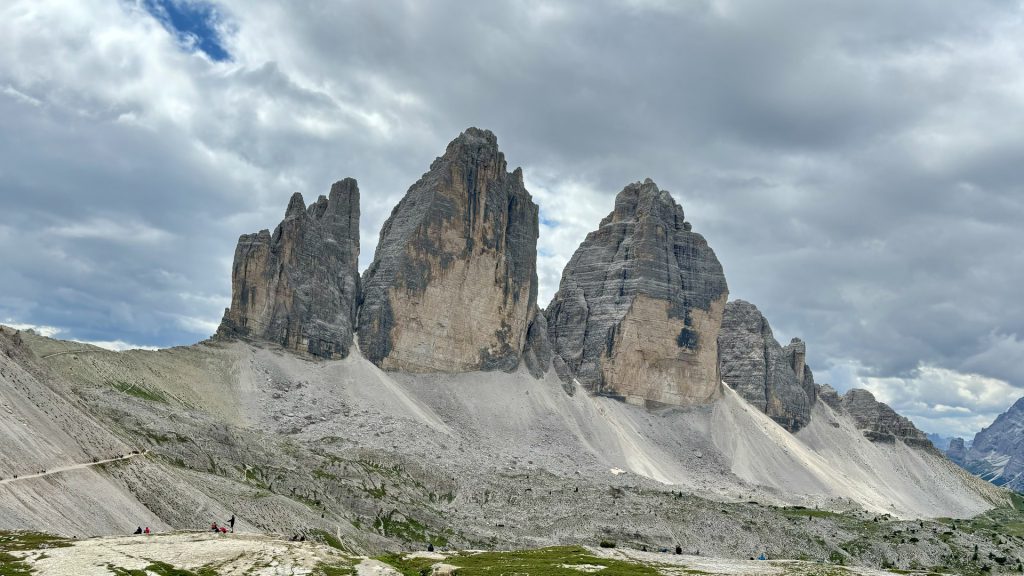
(947, 437, 967, 466)
(962, 397, 1024, 490)
(217, 179, 360, 359)
(546, 179, 728, 406)
(839, 388, 931, 448)
(357, 128, 539, 373)
(718, 300, 817, 432)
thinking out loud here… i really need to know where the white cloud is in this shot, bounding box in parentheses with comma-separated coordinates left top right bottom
(2, 320, 62, 338)
(820, 361, 1024, 438)
(75, 339, 161, 352)
(47, 218, 174, 244)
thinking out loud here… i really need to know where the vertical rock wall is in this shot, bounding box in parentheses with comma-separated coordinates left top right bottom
(217, 179, 360, 359)
(357, 128, 540, 373)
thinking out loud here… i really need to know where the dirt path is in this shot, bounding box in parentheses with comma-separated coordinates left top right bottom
(40, 349, 100, 359)
(0, 451, 147, 485)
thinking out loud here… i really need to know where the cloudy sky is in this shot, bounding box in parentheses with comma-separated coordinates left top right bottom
(2, 0, 1023, 438)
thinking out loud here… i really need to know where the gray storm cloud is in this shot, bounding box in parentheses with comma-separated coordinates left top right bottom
(1, 0, 1022, 436)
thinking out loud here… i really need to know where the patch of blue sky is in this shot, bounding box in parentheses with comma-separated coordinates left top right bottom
(142, 0, 231, 61)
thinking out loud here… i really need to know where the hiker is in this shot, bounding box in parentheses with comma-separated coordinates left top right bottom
(220, 526, 228, 534)
(758, 552, 767, 561)
(674, 545, 682, 555)
(144, 527, 151, 535)
(211, 522, 219, 532)
(229, 514, 235, 532)
(133, 526, 143, 535)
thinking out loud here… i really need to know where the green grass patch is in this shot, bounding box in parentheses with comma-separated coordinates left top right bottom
(107, 561, 219, 576)
(373, 510, 447, 547)
(308, 529, 352, 553)
(379, 546, 659, 576)
(778, 506, 840, 519)
(312, 562, 356, 576)
(108, 380, 168, 403)
(0, 532, 71, 576)
(313, 469, 339, 481)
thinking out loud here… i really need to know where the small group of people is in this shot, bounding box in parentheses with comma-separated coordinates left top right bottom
(211, 515, 236, 534)
(132, 526, 151, 535)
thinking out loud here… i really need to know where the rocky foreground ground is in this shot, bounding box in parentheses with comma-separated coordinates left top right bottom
(2, 530, 940, 576)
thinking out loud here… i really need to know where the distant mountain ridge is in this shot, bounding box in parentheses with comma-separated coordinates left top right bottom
(949, 397, 1024, 492)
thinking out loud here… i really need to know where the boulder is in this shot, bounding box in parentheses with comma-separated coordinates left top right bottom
(217, 179, 360, 359)
(546, 179, 728, 406)
(358, 128, 539, 373)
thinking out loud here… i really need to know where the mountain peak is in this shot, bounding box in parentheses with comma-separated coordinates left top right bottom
(358, 129, 539, 372)
(546, 179, 728, 406)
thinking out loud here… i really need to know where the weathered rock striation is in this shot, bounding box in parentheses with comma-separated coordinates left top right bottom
(358, 128, 540, 373)
(718, 300, 817, 432)
(217, 179, 360, 359)
(840, 388, 931, 448)
(546, 179, 728, 406)
(522, 309, 553, 379)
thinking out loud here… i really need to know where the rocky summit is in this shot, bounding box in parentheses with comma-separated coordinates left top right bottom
(217, 179, 360, 359)
(546, 179, 728, 406)
(718, 300, 817, 432)
(358, 128, 539, 373)
(838, 388, 931, 448)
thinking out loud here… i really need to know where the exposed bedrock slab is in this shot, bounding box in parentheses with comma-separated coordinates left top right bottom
(217, 179, 360, 359)
(358, 128, 540, 373)
(718, 300, 817, 432)
(546, 179, 728, 406)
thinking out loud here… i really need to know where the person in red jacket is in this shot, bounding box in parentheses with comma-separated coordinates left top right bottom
(144, 527, 150, 535)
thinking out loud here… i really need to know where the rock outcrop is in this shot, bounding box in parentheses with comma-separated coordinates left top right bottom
(358, 128, 540, 373)
(946, 437, 967, 466)
(718, 300, 817, 431)
(546, 179, 728, 406)
(522, 309, 553, 379)
(962, 396, 1024, 490)
(217, 179, 360, 359)
(840, 388, 931, 448)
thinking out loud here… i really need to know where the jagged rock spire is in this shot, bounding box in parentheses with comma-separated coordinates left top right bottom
(217, 179, 360, 358)
(718, 300, 817, 431)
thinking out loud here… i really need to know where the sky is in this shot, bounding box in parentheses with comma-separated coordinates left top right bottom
(1, 0, 1023, 439)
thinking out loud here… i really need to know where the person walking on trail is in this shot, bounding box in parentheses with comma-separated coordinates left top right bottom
(229, 514, 235, 533)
